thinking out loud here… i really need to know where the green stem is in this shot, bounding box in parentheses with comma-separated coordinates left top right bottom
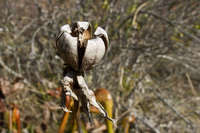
(105, 102, 114, 133)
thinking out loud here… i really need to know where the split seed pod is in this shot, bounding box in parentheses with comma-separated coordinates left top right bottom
(56, 21, 109, 71)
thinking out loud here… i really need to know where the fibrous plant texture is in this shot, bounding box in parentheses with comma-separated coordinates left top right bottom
(56, 21, 115, 124)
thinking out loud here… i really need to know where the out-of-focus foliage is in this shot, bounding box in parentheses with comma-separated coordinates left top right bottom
(0, 0, 200, 132)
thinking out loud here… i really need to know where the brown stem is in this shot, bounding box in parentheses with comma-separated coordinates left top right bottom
(71, 100, 79, 133)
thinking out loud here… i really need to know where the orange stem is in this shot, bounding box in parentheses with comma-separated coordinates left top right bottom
(58, 112, 70, 133)
(12, 106, 21, 133)
(58, 96, 73, 133)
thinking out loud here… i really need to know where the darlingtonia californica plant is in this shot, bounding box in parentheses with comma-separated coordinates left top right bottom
(56, 21, 114, 124)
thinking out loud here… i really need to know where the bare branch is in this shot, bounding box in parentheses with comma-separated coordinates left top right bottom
(151, 88, 195, 130)
(185, 73, 197, 96)
(0, 56, 43, 95)
(136, 116, 160, 133)
(142, 11, 200, 44)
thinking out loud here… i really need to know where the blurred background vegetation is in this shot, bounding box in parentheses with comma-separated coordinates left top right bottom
(0, 0, 200, 132)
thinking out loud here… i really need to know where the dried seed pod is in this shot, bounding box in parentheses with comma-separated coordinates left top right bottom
(56, 21, 109, 71)
(56, 24, 79, 70)
(82, 27, 109, 70)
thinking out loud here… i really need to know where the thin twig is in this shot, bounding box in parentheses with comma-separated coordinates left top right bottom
(157, 55, 200, 75)
(152, 88, 194, 130)
(0, 57, 23, 78)
(119, 67, 124, 90)
(116, 108, 160, 133)
(0, 56, 43, 95)
(185, 73, 197, 96)
(115, 108, 133, 122)
(142, 11, 200, 44)
(31, 20, 51, 57)
(132, 2, 149, 28)
(136, 116, 160, 133)
(14, 19, 37, 40)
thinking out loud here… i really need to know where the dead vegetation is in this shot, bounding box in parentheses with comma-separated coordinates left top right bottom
(0, 0, 200, 132)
